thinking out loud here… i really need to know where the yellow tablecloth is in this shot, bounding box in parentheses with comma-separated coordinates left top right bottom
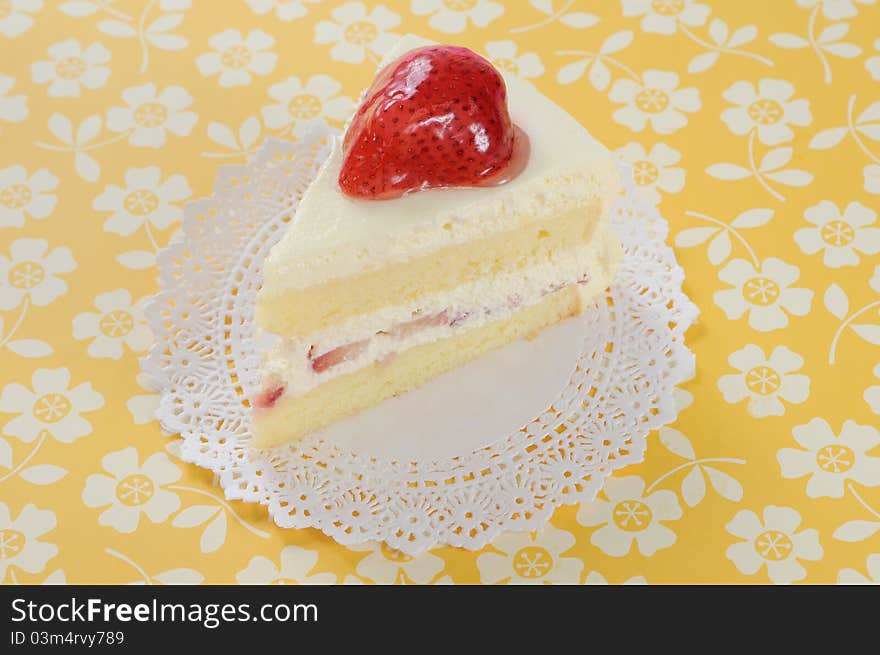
(2, 0, 879, 585)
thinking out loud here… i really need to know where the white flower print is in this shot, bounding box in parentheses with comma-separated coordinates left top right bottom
(0, 0, 42, 38)
(106, 83, 197, 147)
(0, 238, 76, 311)
(484, 40, 544, 79)
(157, 0, 190, 10)
(726, 506, 823, 584)
(796, 0, 876, 20)
(673, 358, 695, 412)
(349, 541, 445, 584)
(795, 200, 880, 268)
(412, 0, 504, 34)
(584, 571, 647, 585)
(82, 447, 181, 534)
(0, 165, 57, 228)
(0, 503, 57, 583)
(73, 289, 151, 360)
(866, 363, 880, 416)
(621, 0, 710, 35)
(865, 164, 880, 194)
(93, 166, 191, 236)
(0, 368, 104, 444)
(261, 75, 354, 138)
(42, 568, 66, 584)
(236, 546, 337, 584)
(717, 345, 810, 418)
(314, 3, 401, 64)
(127, 372, 159, 426)
(30, 39, 110, 97)
(713, 258, 813, 331)
(778, 418, 880, 499)
(577, 475, 682, 557)
(721, 79, 812, 145)
(609, 70, 700, 134)
(0, 74, 27, 124)
(476, 525, 584, 585)
(196, 29, 277, 87)
(838, 554, 880, 584)
(245, 0, 318, 21)
(868, 39, 880, 81)
(616, 142, 685, 205)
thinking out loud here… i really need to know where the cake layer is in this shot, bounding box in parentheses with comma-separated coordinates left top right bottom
(262, 227, 619, 398)
(251, 34, 624, 447)
(257, 196, 615, 337)
(251, 285, 586, 448)
(257, 34, 618, 309)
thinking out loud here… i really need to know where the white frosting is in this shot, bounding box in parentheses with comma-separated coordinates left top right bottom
(264, 233, 617, 397)
(261, 34, 616, 298)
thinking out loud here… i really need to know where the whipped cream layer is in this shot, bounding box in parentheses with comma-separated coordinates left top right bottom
(262, 232, 617, 398)
(260, 35, 617, 298)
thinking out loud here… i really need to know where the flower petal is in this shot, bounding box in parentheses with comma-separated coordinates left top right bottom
(101, 446, 139, 478)
(726, 540, 764, 575)
(82, 474, 117, 508)
(635, 523, 676, 556)
(0, 383, 34, 412)
(762, 505, 802, 533)
(726, 509, 762, 539)
(236, 555, 280, 584)
(140, 451, 182, 485)
(590, 524, 633, 557)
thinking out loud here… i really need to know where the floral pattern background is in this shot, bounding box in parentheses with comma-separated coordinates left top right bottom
(1, 0, 878, 585)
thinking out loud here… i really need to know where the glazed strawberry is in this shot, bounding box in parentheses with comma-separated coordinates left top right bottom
(339, 45, 526, 200)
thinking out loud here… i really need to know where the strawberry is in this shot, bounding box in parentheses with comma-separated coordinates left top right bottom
(339, 45, 524, 200)
(389, 310, 452, 339)
(309, 310, 455, 373)
(310, 339, 369, 373)
(253, 383, 285, 409)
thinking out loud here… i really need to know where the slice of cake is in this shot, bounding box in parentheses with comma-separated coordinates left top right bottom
(252, 35, 622, 447)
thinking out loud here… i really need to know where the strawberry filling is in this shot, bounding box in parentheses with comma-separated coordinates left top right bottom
(309, 339, 369, 373)
(305, 274, 592, 377)
(253, 383, 285, 409)
(255, 274, 592, 405)
(309, 310, 453, 373)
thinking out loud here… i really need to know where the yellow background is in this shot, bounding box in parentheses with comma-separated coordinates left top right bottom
(2, 0, 879, 584)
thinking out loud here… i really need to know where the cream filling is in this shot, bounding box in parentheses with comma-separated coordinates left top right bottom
(262, 232, 617, 399)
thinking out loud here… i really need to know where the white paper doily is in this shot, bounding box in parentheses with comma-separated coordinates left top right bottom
(144, 126, 698, 555)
